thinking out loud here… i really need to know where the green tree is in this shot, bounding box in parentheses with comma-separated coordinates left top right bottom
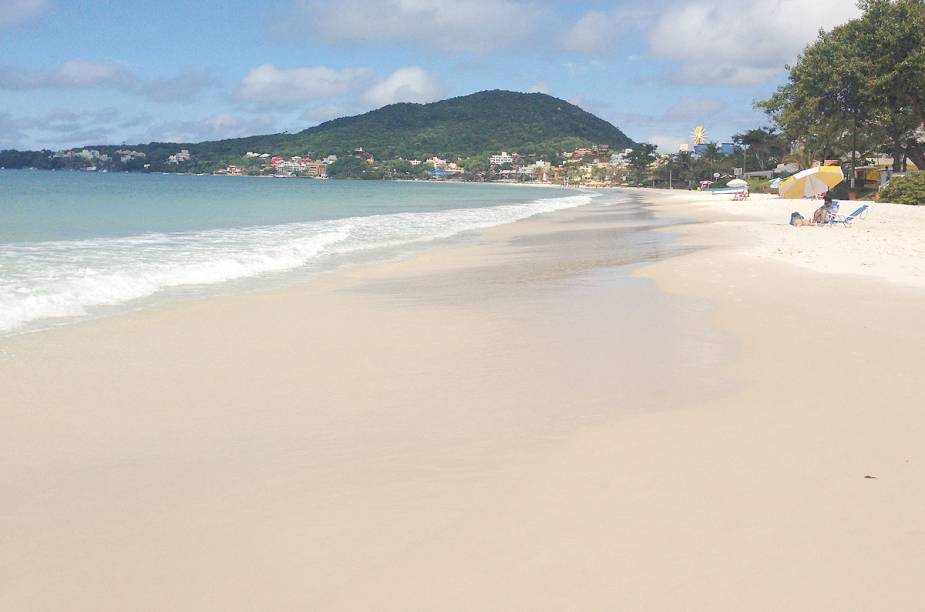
(327, 156, 375, 178)
(758, 25, 862, 167)
(879, 171, 925, 205)
(702, 142, 721, 178)
(732, 128, 789, 171)
(759, 0, 925, 175)
(625, 143, 658, 184)
(675, 151, 695, 189)
(859, 0, 925, 170)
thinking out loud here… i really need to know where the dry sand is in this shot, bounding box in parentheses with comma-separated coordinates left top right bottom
(654, 189, 925, 287)
(1, 189, 923, 611)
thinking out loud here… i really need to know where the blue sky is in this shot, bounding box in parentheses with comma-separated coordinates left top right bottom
(0, 0, 861, 152)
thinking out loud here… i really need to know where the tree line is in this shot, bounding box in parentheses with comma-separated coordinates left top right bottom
(759, 0, 925, 179)
(628, 0, 924, 200)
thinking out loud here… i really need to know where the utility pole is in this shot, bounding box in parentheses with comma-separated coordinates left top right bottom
(850, 113, 858, 192)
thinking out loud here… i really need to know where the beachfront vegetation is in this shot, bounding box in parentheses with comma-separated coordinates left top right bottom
(758, 0, 925, 173)
(879, 172, 925, 205)
(730, 128, 790, 172)
(625, 144, 658, 183)
(635, 2, 925, 196)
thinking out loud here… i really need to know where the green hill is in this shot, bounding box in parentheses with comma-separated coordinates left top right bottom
(213, 90, 634, 159)
(1, 90, 636, 172)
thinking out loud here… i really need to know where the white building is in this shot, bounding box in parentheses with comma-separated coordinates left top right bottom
(302, 161, 327, 178)
(490, 152, 514, 165)
(610, 149, 633, 165)
(76, 149, 100, 161)
(117, 149, 146, 163)
(275, 160, 304, 173)
(167, 149, 191, 164)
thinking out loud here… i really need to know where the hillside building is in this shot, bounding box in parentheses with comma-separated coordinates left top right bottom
(490, 152, 514, 165)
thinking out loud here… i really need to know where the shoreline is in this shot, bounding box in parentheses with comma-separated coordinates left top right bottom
(0, 181, 592, 338)
(2, 189, 923, 610)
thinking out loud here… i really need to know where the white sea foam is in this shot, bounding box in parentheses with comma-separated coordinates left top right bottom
(0, 193, 593, 332)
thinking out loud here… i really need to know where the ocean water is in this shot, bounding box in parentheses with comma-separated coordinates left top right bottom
(0, 170, 591, 334)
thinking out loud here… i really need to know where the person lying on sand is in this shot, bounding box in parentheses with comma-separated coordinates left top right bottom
(790, 211, 815, 226)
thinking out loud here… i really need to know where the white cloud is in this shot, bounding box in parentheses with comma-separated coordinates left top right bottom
(0, 0, 48, 30)
(299, 103, 352, 124)
(561, 60, 607, 75)
(237, 64, 372, 106)
(646, 134, 685, 154)
(648, 0, 862, 85)
(362, 67, 445, 108)
(139, 69, 216, 103)
(563, 0, 860, 86)
(0, 106, 280, 149)
(141, 113, 279, 143)
(0, 60, 220, 104)
(561, 11, 617, 55)
(0, 112, 29, 145)
(527, 81, 550, 94)
(0, 108, 122, 150)
(663, 97, 727, 121)
(561, 5, 654, 55)
(0, 60, 134, 90)
(283, 0, 545, 54)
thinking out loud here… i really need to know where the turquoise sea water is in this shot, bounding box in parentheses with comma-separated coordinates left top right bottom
(0, 170, 591, 333)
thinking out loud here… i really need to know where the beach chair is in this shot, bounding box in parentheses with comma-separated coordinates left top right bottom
(829, 204, 869, 226)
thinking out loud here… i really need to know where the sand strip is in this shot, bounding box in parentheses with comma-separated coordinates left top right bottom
(1, 189, 923, 611)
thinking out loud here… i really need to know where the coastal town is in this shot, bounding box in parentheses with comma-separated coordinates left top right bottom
(36, 143, 637, 186)
(32, 134, 919, 203)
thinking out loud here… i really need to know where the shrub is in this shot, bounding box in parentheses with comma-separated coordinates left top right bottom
(880, 172, 925, 205)
(746, 179, 771, 194)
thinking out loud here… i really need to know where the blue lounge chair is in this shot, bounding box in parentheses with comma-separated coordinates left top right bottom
(829, 204, 869, 226)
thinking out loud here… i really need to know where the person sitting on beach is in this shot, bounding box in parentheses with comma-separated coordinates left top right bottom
(790, 211, 814, 226)
(812, 195, 837, 224)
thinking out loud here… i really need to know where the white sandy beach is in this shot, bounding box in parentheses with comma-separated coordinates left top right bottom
(652, 189, 925, 287)
(2, 188, 924, 611)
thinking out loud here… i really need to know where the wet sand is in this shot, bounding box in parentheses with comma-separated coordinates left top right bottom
(2, 190, 923, 610)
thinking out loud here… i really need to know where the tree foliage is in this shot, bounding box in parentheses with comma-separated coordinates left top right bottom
(625, 143, 658, 183)
(758, 0, 925, 171)
(879, 171, 925, 204)
(731, 128, 790, 171)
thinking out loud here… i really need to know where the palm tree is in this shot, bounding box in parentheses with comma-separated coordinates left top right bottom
(703, 142, 720, 179)
(676, 151, 694, 189)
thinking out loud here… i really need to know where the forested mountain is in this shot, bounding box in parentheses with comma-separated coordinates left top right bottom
(1, 91, 635, 172)
(220, 90, 635, 159)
